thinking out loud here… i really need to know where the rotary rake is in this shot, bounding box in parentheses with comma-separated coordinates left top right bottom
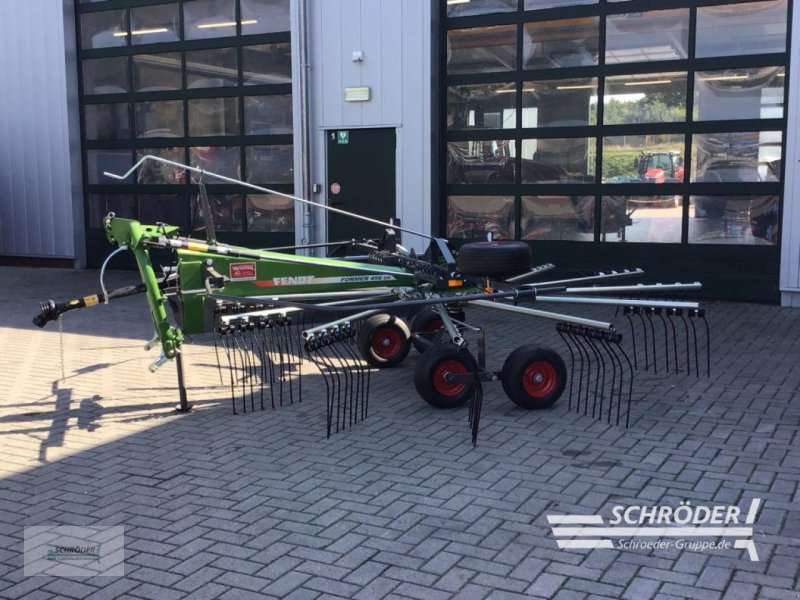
(32, 156, 711, 443)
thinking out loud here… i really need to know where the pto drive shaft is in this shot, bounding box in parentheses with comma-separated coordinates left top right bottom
(32, 283, 147, 328)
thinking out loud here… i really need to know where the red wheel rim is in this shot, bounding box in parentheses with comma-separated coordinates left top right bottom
(422, 318, 444, 333)
(522, 361, 557, 398)
(432, 359, 468, 397)
(371, 326, 403, 359)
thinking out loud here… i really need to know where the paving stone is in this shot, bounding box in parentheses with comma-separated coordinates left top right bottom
(2, 270, 800, 600)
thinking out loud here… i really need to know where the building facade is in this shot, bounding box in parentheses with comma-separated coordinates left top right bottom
(0, 0, 798, 303)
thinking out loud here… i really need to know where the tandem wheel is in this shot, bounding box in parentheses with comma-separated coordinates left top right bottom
(413, 343, 478, 409)
(357, 314, 412, 368)
(500, 345, 566, 409)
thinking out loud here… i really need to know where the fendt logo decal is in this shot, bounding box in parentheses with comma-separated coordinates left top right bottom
(253, 274, 396, 288)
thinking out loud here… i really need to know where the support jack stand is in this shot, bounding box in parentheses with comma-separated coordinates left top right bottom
(175, 351, 192, 413)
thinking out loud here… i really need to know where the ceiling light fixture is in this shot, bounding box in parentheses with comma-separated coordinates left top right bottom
(699, 75, 748, 82)
(447, 0, 471, 5)
(623, 80, 672, 86)
(198, 19, 258, 29)
(128, 27, 169, 36)
(556, 84, 595, 90)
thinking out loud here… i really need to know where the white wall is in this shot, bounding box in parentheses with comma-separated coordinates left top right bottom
(304, 0, 432, 252)
(0, 0, 80, 260)
(780, 0, 800, 306)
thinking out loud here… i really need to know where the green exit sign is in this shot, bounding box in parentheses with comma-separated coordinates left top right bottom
(337, 131, 349, 144)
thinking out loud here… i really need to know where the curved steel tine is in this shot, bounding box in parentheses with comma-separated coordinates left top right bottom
(636, 310, 650, 371)
(220, 332, 237, 415)
(246, 328, 257, 412)
(594, 334, 608, 421)
(680, 312, 691, 376)
(232, 331, 248, 414)
(568, 330, 587, 415)
(646, 309, 658, 374)
(557, 328, 577, 411)
(328, 339, 352, 431)
(625, 311, 638, 370)
(689, 312, 700, 378)
(657, 310, 670, 373)
(666, 309, 679, 374)
(212, 332, 224, 385)
(585, 335, 604, 420)
(470, 379, 483, 447)
(281, 323, 294, 405)
(601, 338, 621, 425)
(616, 343, 635, 428)
(338, 333, 363, 426)
(571, 332, 592, 416)
(261, 328, 276, 409)
(253, 327, 266, 410)
(312, 346, 335, 438)
(270, 324, 285, 405)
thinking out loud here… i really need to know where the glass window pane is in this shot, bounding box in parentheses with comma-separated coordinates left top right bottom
(696, 0, 788, 58)
(242, 43, 292, 85)
(139, 195, 189, 230)
(603, 73, 687, 125)
(183, 0, 237, 40)
(692, 132, 782, 183)
(130, 3, 180, 45)
(602, 135, 685, 183)
(136, 148, 187, 184)
(244, 95, 293, 134)
(188, 98, 240, 136)
(690, 195, 778, 245)
(190, 146, 241, 181)
(133, 53, 182, 92)
(134, 100, 184, 138)
(521, 196, 594, 241)
(186, 48, 239, 88)
(447, 83, 517, 130)
(193, 194, 243, 231)
(448, 0, 516, 17)
(83, 56, 129, 95)
(522, 78, 598, 127)
(247, 194, 295, 232)
(447, 140, 515, 184)
(81, 10, 128, 49)
(605, 9, 689, 64)
(694, 67, 785, 121)
(525, 0, 597, 8)
(241, 0, 290, 34)
(88, 194, 136, 229)
(523, 18, 599, 70)
(86, 150, 133, 184)
(446, 196, 515, 240)
(85, 103, 130, 140)
(245, 145, 294, 183)
(521, 138, 595, 183)
(447, 26, 517, 75)
(601, 196, 682, 243)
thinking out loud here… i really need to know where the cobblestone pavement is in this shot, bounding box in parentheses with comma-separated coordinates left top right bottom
(1, 266, 799, 600)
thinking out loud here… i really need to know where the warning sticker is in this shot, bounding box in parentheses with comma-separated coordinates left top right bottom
(229, 262, 257, 281)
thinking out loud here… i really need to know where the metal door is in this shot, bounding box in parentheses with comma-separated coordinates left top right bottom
(327, 128, 396, 242)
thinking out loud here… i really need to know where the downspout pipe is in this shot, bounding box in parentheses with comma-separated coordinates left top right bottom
(298, 0, 313, 254)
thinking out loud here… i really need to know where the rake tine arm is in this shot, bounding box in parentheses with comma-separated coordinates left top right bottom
(519, 268, 645, 289)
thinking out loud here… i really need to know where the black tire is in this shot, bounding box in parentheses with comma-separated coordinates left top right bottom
(357, 314, 411, 368)
(410, 308, 446, 353)
(500, 345, 566, 410)
(414, 343, 478, 409)
(457, 241, 532, 279)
